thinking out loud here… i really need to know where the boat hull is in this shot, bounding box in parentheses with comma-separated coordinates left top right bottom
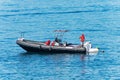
(16, 39, 86, 54)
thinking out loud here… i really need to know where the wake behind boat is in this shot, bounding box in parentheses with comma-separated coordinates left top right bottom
(16, 30, 99, 54)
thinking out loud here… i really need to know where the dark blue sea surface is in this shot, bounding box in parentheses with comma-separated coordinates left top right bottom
(0, 0, 120, 80)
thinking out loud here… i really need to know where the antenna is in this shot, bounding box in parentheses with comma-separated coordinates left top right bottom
(20, 32, 25, 38)
(18, 32, 25, 40)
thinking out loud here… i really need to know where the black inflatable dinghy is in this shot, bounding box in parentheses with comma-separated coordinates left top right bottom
(16, 39, 86, 53)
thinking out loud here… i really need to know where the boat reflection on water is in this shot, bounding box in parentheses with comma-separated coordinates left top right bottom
(80, 51, 98, 60)
(18, 51, 99, 79)
(79, 52, 99, 76)
(19, 51, 99, 61)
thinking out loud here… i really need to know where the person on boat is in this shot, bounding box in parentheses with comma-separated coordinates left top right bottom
(51, 40, 59, 46)
(80, 34, 85, 47)
(51, 41, 55, 46)
(45, 40, 51, 46)
(54, 37, 61, 46)
(55, 37, 61, 43)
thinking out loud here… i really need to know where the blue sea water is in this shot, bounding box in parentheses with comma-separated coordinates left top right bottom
(0, 0, 120, 80)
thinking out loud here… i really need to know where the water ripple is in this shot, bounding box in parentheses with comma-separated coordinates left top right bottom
(0, 9, 118, 17)
(0, 1, 120, 79)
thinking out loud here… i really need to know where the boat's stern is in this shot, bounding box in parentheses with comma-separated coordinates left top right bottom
(84, 41, 99, 53)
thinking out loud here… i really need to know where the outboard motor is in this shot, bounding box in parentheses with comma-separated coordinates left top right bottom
(84, 42, 99, 53)
(84, 42, 92, 52)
